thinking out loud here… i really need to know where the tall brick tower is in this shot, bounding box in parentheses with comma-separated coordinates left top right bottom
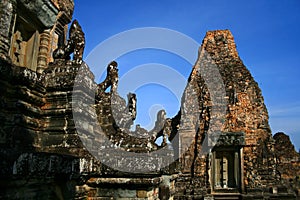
(176, 30, 280, 199)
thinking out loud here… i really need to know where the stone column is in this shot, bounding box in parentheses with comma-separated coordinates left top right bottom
(37, 29, 51, 73)
(210, 152, 216, 190)
(234, 151, 239, 188)
(0, 0, 16, 60)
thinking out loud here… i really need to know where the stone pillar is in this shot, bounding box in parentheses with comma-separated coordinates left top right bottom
(0, 0, 16, 60)
(37, 29, 51, 73)
(234, 151, 239, 188)
(240, 148, 245, 193)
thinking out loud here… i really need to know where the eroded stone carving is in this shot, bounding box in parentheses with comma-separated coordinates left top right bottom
(97, 61, 118, 95)
(149, 110, 172, 146)
(209, 132, 245, 147)
(53, 19, 85, 64)
(126, 92, 137, 121)
(113, 92, 137, 130)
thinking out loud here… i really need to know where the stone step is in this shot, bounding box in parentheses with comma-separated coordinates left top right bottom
(213, 197, 240, 200)
(212, 193, 241, 200)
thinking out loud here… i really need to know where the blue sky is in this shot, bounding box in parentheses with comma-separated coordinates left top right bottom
(73, 0, 300, 150)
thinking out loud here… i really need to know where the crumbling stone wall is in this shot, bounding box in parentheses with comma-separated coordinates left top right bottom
(273, 132, 300, 195)
(274, 132, 300, 179)
(0, 54, 175, 199)
(0, 57, 99, 199)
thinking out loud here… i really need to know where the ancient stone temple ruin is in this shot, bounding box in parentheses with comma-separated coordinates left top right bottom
(0, 0, 299, 199)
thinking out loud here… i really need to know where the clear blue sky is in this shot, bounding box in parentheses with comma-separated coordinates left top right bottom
(73, 0, 300, 150)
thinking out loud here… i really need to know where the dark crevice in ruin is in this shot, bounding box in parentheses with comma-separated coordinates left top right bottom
(191, 126, 200, 179)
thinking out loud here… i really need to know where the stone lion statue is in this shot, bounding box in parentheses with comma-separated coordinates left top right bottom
(53, 19, 85, 64)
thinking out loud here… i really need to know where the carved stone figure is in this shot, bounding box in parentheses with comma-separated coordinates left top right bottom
(114, 92, 137, 130)
(97, 61, 118, 95)
(53, 19, 85, 64)
(149, 109, 171, 146)
(127, 92, 136, 121)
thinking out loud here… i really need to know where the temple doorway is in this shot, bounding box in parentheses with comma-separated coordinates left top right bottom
(212, 149, 241, 192)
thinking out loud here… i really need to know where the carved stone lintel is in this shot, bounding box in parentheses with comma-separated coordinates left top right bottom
(18, 0, 58, 29)
(209, 132, 245, 147)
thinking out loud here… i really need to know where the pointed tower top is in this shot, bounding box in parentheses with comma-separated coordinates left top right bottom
(200, 29, 239, 60)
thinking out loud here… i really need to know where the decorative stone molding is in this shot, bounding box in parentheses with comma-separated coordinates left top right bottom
(37, 29, 51, 73)
(17, 0, 58, 30)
